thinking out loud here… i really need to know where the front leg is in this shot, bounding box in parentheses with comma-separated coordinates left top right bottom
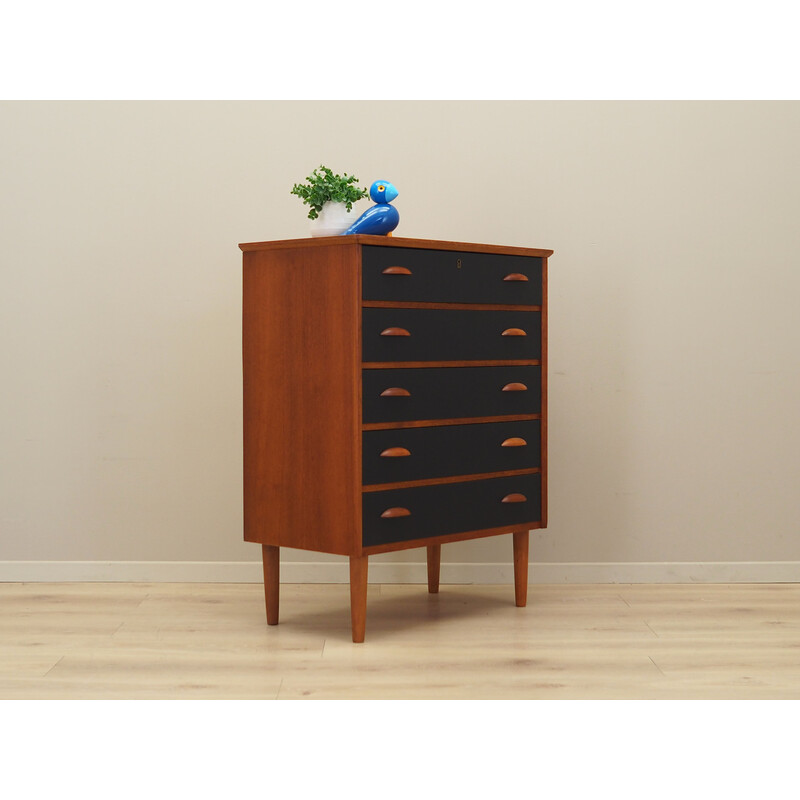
(426, 545, 441, 593)
(349, 555, 369, 643)
(512, 531, 529, 607)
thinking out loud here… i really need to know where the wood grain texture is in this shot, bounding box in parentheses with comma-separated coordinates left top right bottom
(241, 237, 550, 638)
(380, 507, 411, 518)
(4, 583, 800, 699)
(262, 545, 279, 625)
(349, 556, 369, 643)
(362, 467, 541, 493)
(513, 531, 529, 607)
(502, 493, 528, 504)
(242, 242, 361, 555)
(240, 235, 554, 259)
(380, 327, 411, 337)
(363, 360, 540, 369)
(362, 522, 545, 556)
(363, 301, 542, 312)
(363, 413, 540, 431)
(380, 447, 411, 458)
(0, 580, 800, 700)
(427, 545, 441, 593)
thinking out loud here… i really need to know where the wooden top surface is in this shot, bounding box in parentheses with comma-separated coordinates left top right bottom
(239, 235, 553, 258)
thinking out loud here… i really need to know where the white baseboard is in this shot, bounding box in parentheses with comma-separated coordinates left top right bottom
(1, 560, 799, 583)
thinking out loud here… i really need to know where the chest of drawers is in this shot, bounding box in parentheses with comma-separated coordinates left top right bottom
(240, 236, 551, 641)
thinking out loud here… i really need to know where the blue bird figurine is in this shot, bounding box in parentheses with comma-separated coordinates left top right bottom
(341, 179, 399, 236)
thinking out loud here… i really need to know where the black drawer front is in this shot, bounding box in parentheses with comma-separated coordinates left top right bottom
(362, 365, 541, 423)
(363, 420, 540, 485)
(362, 246, 542, 305)
(363, 473, 541, 547)
(362, 308, 541, 363)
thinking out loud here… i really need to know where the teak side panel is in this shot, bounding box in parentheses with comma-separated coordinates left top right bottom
(242, 242, 360, 555)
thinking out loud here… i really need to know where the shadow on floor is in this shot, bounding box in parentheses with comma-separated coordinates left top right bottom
(273, 585, 521, 642)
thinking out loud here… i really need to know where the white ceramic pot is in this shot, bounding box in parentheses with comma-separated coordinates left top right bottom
(309, 201, 354, 237)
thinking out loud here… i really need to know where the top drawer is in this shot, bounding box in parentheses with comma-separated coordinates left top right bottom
(362, 246, 542, 306)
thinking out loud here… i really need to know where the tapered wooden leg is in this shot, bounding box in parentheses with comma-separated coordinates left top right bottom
(512, 530, 529, 607)
(262, 544, 280, 625)
(349, 555, 369, 643)
(426, 545, 441, 593)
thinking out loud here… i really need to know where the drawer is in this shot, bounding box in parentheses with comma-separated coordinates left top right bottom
(362, 246, 542, 305)
(362, 308, 541, 363)
(362, 473, 541, 547)
(363, 420, 540, 485)
(362, 365, 541, 424)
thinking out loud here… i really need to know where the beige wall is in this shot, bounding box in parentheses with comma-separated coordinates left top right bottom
(1, 101, 799, 580)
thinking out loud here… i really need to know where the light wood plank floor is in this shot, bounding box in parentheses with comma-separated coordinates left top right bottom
(1, 582, 799, 699)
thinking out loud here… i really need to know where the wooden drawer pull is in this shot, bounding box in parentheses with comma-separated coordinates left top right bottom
(501, 328, 527, 337)
(502, 382, 528, 392)
(381, 507, 411, 518)
(501, 437, 527, 447)
(380, 447, 411, 458)
(380, 327, 411, 337)
(380, 387, 411, 397)
(501, 493, 528, 504)
(382, 266, 412, 275)
(503, 273, 529, 282)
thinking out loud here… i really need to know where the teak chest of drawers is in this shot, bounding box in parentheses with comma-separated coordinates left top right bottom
(240, 235, 552, 641)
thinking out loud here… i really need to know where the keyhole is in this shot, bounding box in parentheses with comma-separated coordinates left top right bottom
(457, 258, 462, 269)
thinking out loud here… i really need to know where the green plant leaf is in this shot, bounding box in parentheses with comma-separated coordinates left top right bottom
(289, 164, 369, 214)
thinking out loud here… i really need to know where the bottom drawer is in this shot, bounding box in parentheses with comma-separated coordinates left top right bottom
(362, 473, 541, 547)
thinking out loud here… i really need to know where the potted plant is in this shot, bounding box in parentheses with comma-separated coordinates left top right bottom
(290, 165, 369, 237)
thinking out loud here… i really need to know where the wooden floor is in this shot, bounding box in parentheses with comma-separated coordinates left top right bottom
(1, 581, 799, 699)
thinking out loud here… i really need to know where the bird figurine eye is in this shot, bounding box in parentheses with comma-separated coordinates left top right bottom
(378, 185, 385, 192)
